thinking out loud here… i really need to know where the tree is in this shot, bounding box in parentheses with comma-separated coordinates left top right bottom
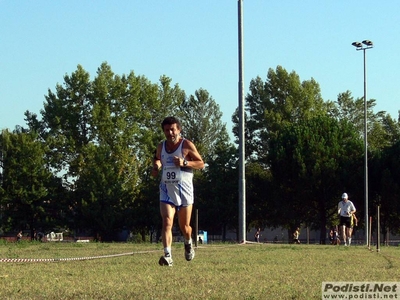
(328, 91, 400, 151)
(174, 88, 235, 240)
(195, 139, 238, 241)
(246, 162, 273, 231)
(369, 140, 400, 239)
(180, 88, 229, 162)
(24, 63, 186, 239)
(234, 66, 327, 165)
(268, 115, 363, 243)
(231, 66, 329, 238)
(0, 129, 53, 236)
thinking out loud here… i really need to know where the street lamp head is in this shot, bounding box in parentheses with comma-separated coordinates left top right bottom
(362, 40, 373, 47)
(352, 41, 363, 48)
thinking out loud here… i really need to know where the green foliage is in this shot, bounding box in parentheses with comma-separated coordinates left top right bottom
(268, 115, 363, 241)
(178, 88, 235, 239)
(21, 63, 191, 239)
(246, 162, 273, 229)
(236, 66, 327, 164)
(370, 140, 400, 235)
(15, 62, 231, 240)
(0, 130, 54, 233)
(231, 65, 400, 237)
(195, 139, 237, 239)
(328, 90, 400, 151)
(2, 62, 400, 241)
(181, 88, 230, 161)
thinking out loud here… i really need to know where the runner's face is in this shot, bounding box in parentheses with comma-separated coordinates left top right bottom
(163, 123, 181, 143)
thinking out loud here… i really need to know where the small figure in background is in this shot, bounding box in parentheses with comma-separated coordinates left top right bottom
(329, 226, 340, 245)
(254, 228, 261, 243)
(16, 231, 23, 242)
(293, 227, 301, 244)
(338, 193, 356, 246)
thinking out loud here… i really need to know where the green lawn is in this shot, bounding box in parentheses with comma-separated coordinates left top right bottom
(0, 241, 399, 299)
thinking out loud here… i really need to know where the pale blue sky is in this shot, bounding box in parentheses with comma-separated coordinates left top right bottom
(1, 1, 399, 137)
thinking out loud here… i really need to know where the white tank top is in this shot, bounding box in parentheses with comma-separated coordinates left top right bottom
(159, 139, 194, 206)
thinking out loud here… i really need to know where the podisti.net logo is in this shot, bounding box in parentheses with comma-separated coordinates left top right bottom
(322, 282, 399, 299)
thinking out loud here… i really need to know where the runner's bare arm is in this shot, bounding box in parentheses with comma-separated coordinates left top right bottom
(183, 140, 204, 170)
(151, 143, 162, 177)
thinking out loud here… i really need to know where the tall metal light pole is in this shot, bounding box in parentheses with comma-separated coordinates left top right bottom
(352, 40, 373, 247)
(238, 0, 246, 243)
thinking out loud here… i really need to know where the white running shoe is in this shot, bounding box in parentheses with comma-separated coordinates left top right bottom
(159, 255, 173, 266)
(184, 243, 195, 261)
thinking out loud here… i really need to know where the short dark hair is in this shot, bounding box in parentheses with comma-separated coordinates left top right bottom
(161, 116, 181, 130)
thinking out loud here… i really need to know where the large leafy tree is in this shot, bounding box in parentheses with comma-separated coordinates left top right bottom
(231, 66, 328, 238)
(369, 140, 400, 239)
(130, 75, 186, 242)
(179, 88, 234, 240)
(24, 63, 185, 239)
(0, 129, 54, 236)
(232, 66, 400, 239)
(328, 91, 400, 152)
(268, 115, 363, 243)
(234, 66, 327, 165)
(246, 162, 273, 231)
(73, 143, 137, 240)
(328, 91, 400, 240)
(180, 88, 229, 162)
(195, 138, 237, 241)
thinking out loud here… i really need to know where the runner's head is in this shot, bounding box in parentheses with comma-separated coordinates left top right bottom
(161, 117, 181, 131)
(161, 117, 182, 143)
(342, 193, 348, 202)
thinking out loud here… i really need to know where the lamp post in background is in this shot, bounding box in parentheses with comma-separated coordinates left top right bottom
(352, 40, 373, 247)
(238, 0, 246, 243)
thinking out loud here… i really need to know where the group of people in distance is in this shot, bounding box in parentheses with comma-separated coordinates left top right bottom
(255, 192, 356, 246)
(332, 192, 357, 246)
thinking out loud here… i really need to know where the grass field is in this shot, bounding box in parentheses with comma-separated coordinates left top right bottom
(0, 241, 399, 299)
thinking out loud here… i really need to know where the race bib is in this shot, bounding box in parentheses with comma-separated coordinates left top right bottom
(162, 165, 182, 184)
